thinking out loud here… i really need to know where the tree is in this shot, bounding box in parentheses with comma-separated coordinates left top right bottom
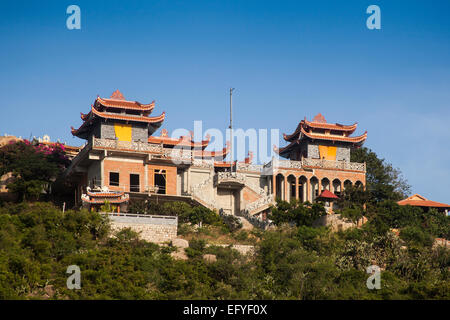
(0, 140, 70, 201)
(351, 147, 411, 203)
(269, 199, 326, 227)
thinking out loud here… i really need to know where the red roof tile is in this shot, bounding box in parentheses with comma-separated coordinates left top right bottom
(317, 189, 340, 199)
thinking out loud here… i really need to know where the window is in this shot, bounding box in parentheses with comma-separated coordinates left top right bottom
(130, 174, 140, 192)
(154, 169, 166, 194)
(109, 172, 119, 186)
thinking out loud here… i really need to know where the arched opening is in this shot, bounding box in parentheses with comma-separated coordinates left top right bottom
(332, 178, 342, 211)
(298, 176, 308, 202)
(276, 174, 285, 200)
(332, 179, 342, 197)
(344, 180, 352, 191)
(310, 177, 319, 202)
(321, 178, 330, 192)
(287, 175, 296, 202)
(355, 180, 364, 189)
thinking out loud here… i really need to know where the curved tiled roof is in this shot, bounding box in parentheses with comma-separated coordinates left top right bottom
(283, 114, 358, 142)
(304, 120, 357, 132)
(96, 97, 155, 112)
(86, 191, 125, 198)
(93, 90, 155, 112)
(193, 142, 230, 159)
(91, 105, 165, 123)
(148, 134, 211, 149)
(300, 127, 367, 144)
(82, 198, 129, 204)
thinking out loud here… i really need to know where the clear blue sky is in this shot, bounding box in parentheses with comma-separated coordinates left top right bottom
(1, 0, 449, 203)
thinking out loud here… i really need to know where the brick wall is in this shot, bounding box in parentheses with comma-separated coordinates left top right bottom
(147, 163, 177, 195)
(102, 158, 178, 195)
(104, 159, 146, 192)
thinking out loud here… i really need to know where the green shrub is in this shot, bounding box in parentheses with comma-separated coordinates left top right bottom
(221, 214, 242, 233)
(234, 230, 248, 242)
(400, 226, 434, 247)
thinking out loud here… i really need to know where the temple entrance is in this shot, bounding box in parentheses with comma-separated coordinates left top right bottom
(217, 188, 240, 215)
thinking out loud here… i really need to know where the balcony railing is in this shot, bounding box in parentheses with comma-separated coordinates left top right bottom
(268, 157, 366, 172)
(301, 158, 366, 172)
(93, 137, 163, 153)
(214, 172, 246, 186)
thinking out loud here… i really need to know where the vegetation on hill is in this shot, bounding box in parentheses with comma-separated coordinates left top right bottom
(0, 142, 448, 299)
(0, 201, 448, 299)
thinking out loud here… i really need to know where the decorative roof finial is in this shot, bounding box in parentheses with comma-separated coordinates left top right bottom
(312, 113, 327, 123)
(110, 89, 125, 100)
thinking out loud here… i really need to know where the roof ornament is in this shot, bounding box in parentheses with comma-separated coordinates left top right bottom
(160, 129, 168, 137)
(312, 113, 327, 123)
(110, 89, 126, 100)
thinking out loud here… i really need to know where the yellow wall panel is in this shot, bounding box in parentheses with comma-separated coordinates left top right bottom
(327, 146, 337, 160)
(114, 123, 132, 142)
(318, 145, 337, 160)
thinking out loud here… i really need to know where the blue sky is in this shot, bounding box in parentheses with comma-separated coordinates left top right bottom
(0, 0, 449, 202)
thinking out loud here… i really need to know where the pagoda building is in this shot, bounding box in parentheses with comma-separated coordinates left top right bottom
(71, 89, 165, 142)
(277, 113, 367, 161)
(65, 90, 249, 214)
(269, 113, 367, 209)
(64, 92, 368, 218)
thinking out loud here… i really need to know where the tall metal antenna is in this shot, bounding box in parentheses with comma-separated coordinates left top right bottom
(229, 88, 235, 172)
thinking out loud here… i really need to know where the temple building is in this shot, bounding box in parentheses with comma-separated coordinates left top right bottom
(270, 113, 367, 213)
(64, 91, 368, 218)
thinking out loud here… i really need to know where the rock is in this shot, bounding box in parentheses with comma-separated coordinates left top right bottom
(203, 254, 217, 263)
(433, 238, 450, 249)
(44, 285, 55, 297)
(170, 248, 188, 260)
(172, 238, 189, 248)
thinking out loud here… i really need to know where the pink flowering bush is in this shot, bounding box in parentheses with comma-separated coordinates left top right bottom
(0, 140, 71, 201)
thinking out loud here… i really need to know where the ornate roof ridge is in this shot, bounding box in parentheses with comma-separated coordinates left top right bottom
(300, 127, 367, 144)
(91, 105, 165, 123)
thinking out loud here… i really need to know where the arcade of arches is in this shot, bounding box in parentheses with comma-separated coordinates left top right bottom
(272, 172, 364, 203)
